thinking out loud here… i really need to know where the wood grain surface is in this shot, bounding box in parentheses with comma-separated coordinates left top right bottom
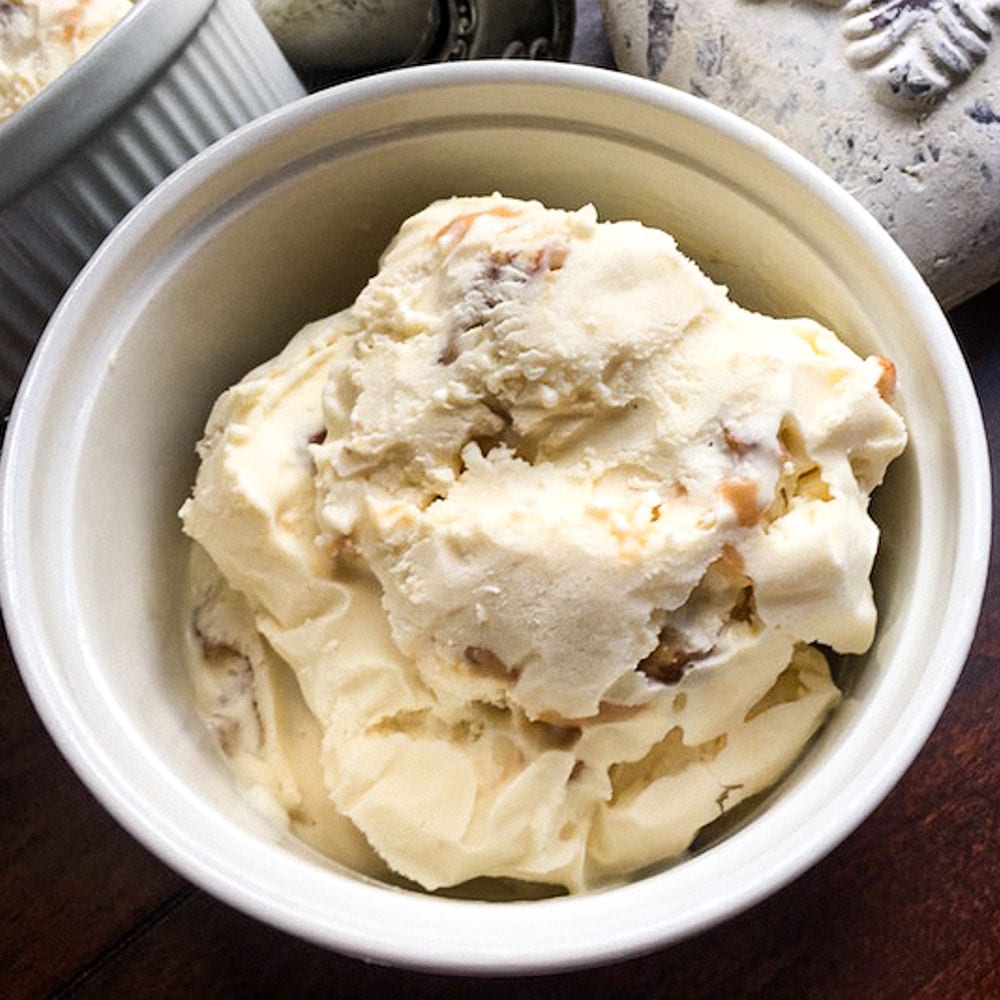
(2, 11, 998, 998)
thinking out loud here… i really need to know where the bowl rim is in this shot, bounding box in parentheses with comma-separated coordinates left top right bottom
(1, 61, 991, 974)
(0, 0, 215, 207)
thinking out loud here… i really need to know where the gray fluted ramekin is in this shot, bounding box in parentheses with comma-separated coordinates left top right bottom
(0, 0, 305, 410)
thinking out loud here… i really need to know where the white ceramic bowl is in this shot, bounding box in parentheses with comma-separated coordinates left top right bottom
(0, 0, 305, 409)
(0, 63, 990, 974)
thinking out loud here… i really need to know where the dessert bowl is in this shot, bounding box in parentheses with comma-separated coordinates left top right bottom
(0, 62, 990, 974)
(0, 0, 305, 410)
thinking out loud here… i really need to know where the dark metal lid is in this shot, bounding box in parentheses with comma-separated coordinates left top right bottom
(297, 0, 575, 91)
(435, 0, 575, 62)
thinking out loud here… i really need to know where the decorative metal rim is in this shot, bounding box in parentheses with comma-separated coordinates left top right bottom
(431, 0, 576, 63)
(298, 0, 576, 91)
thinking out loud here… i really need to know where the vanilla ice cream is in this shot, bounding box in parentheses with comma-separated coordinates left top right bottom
(180, 195, 907, 893)
(0, 0, 133, 125)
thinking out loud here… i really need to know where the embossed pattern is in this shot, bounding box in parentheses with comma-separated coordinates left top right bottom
(743, 0, 1000, 107)
(843, 0, 1000, 106)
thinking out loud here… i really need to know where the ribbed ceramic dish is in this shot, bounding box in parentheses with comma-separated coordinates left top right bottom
(0, 0, 305, 410)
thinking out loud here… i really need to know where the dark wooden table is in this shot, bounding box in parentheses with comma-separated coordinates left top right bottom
(4, 12, 999, 1000)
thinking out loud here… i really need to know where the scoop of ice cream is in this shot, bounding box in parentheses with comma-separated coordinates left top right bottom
(313, 197, 899, 720)
(180, 195, 907, 892)
(0, 0, 132, 124)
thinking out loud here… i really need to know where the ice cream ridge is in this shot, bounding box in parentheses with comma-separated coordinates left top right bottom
(0, 0, 133, 125)
(180, 195, 907, 894)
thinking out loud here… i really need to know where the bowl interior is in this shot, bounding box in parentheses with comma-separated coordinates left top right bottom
(3, 65, 986, 972)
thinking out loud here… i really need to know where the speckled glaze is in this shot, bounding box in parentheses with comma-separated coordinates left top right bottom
(602, 0, 1000, 306)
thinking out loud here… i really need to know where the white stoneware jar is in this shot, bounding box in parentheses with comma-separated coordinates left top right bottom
(602, 0, 1000, 306)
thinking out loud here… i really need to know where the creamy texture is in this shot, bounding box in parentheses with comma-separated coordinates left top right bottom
(0, 0, 132, 124)
(180, 195, 907, 893)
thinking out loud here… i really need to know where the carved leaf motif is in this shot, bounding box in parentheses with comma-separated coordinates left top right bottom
(842, 0, 1000, 107)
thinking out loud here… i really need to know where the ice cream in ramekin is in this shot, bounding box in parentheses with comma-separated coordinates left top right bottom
(0, 0, 133, 124)
(181, 195, 907, 894)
